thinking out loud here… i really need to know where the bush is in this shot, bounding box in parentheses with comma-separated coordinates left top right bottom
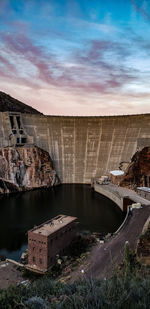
(1, 246, 150, 309)
(1, 273, 150, 309)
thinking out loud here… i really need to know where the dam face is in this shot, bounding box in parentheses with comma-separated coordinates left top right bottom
(1, 112, 150, 183)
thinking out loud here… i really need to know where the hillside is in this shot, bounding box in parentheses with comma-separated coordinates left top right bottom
(0, 91, 41, 114)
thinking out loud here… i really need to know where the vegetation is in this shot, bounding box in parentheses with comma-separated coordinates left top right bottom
(139, 222, 150, 240)
(1, 243, 150, 308)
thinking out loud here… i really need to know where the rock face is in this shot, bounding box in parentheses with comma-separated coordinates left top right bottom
(137, 223, 150, 265)
(0, 91, 41, 114)
(119, 147, 150, 189)
(0, 178, 19, 194)
(0, 146, 59, 194)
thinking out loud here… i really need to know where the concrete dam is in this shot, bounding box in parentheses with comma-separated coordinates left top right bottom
(1, 108, 150, 183)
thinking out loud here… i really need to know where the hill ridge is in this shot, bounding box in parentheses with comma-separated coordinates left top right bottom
(0, 91, 41, 114)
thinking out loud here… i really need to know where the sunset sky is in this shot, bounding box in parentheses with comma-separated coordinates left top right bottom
(0, 0, 150, 115)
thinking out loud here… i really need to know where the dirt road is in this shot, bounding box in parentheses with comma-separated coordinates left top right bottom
(71, 204, 150, 281)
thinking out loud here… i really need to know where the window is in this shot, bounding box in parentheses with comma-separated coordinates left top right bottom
(39, 248, 42, 253)
(33, 256, 36, 262)
(33, 247, 35, 251)
(39, 258, 42, 264)
(21, 137, 26, 144)
(9, 116, 14, 129)
(16, 116, 21, 129)
(55, 215, 62, 220)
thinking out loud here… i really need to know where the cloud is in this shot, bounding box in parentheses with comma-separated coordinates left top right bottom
(0, 31, 142, 96)
(75, 18, 116, 34)
(70, 38, 140, 94)
(0, 53, 16, 75)
(131, 0, 150, 22)
(0, 25, 150, 116)
(1, 32, 59, 85)
(127, 30, 150, 56)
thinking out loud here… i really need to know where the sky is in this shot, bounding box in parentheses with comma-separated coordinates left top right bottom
(0, 0, 150, 115)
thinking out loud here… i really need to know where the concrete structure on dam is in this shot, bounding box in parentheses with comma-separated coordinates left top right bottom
(1, 110, 150, 184)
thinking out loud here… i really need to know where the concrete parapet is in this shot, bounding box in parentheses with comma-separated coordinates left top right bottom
(93, 183, 150, 212)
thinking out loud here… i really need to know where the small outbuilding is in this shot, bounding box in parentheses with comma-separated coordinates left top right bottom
(110, 170, 124, 185)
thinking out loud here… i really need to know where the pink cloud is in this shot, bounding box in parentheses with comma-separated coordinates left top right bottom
(0, 54, 16, 74)
(0, 31, 148, 103)
(1, 32, 127, 94)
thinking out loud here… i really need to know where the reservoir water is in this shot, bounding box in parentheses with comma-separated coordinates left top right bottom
(0, 184, 125, 261)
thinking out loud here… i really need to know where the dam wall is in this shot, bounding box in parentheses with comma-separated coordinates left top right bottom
(1, 112, 150, 183)
(94, 184, 123, 210)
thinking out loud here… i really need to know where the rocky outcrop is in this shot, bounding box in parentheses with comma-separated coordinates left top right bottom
(0, 178, 19, 194)
(0, 146, 59, 194)
(137, 221, 150, 265)
(0, 91, 41, 114)
(119, 147, 150, 189)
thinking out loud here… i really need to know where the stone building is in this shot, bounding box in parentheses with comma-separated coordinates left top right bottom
(28, 215, 77, 272)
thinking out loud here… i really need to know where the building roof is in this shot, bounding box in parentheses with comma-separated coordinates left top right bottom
(29, 215, 77, 236)
(137, 187, 150, 193)
(110, 170, 124, 176)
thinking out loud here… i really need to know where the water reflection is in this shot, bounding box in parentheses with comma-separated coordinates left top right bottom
(0, 184, 125, 260)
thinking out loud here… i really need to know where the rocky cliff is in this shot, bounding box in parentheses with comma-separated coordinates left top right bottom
(0, 146, 59, 194)
(119, 147, 150, 189)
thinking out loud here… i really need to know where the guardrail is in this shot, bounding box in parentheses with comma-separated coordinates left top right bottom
(114, 206, 130, 235)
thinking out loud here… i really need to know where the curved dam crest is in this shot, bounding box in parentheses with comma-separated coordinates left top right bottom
(93, 182, 150, 211)
(1, 112, 150, 183)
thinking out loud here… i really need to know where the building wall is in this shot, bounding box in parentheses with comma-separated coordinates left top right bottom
(137, 189, 150, 201)
(28, 222, 76, 271)
(0, 112, 12, 147)
(1, 112, 150, 183)
(28, 231, 48, 271)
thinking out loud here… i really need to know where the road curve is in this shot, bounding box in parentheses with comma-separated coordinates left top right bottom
(71, 193, 150, 281)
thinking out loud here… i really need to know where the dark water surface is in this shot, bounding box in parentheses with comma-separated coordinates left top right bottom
(0, 184, 125, 261)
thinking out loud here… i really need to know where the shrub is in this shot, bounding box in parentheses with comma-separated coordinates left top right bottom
(1, 246, 150, 309)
